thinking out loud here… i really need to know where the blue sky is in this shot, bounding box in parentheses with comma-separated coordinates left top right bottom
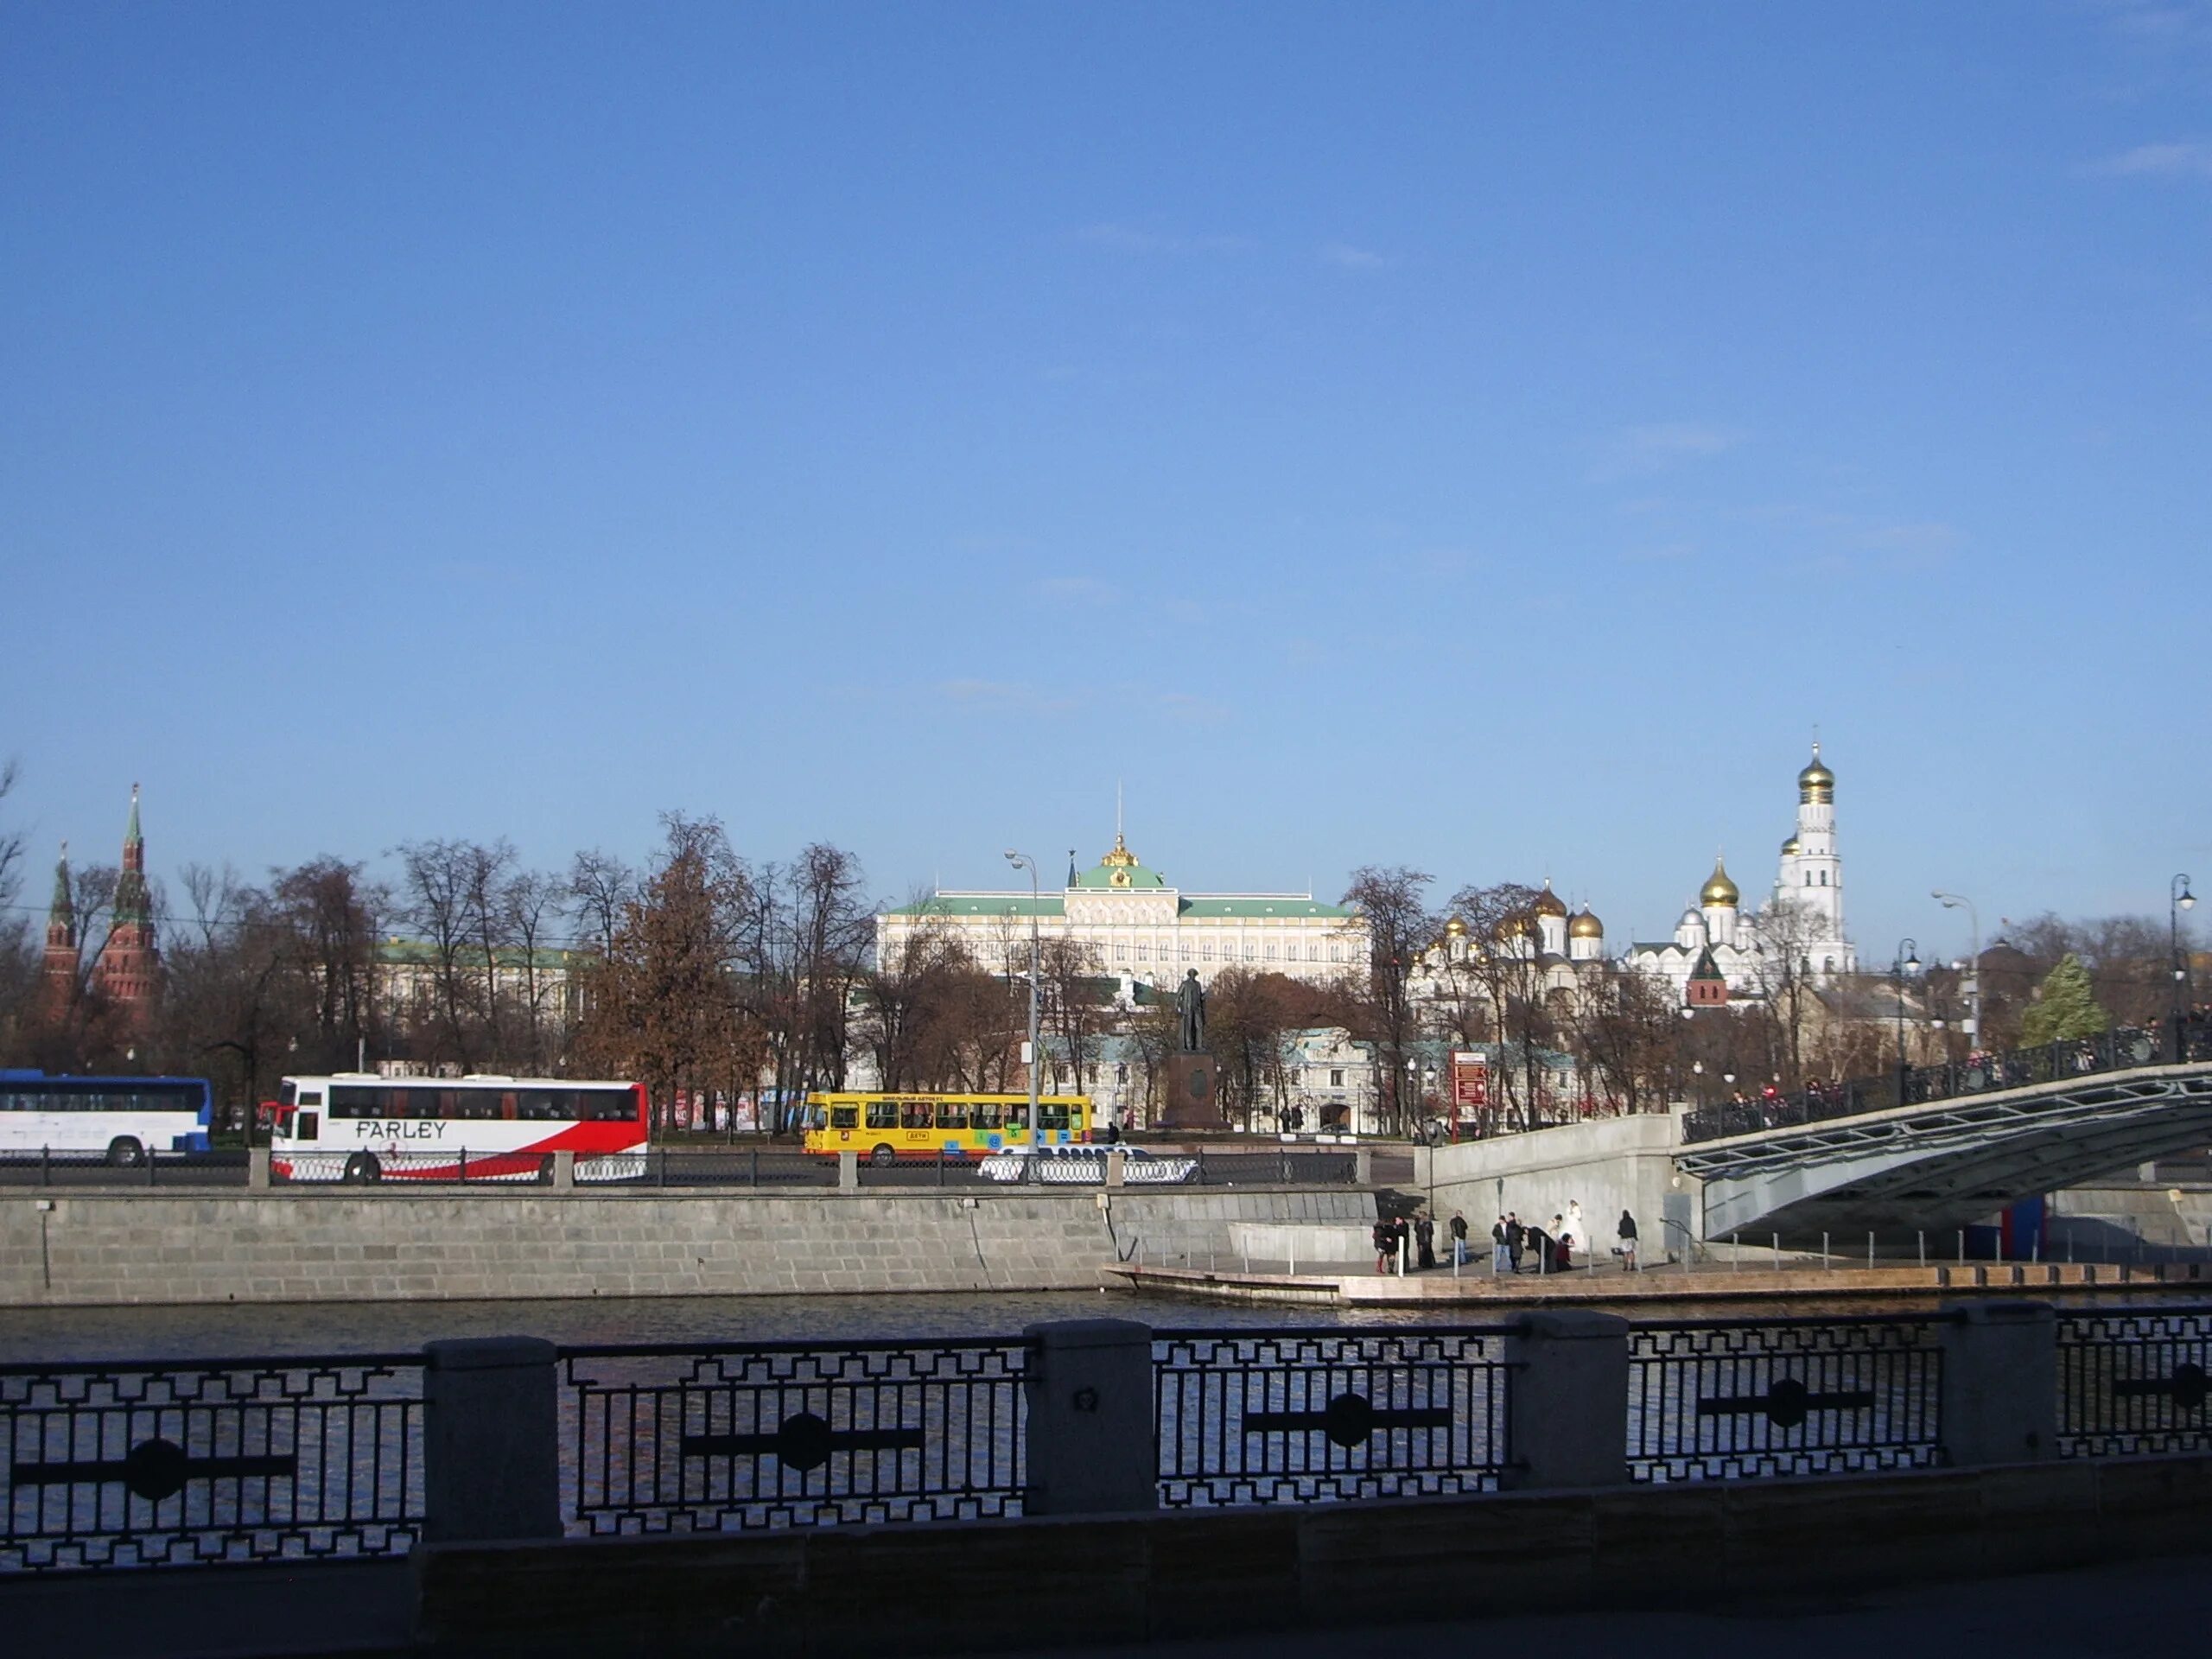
(3, 1, 2207, 958)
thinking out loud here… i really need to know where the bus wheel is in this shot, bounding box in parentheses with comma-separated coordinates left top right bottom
(105, 1138, 144, 1168)
(343, 1153, 383, 1185)
(870, 1144, 898, 1167)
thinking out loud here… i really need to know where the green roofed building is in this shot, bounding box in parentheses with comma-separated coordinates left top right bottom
(878, 830, 1364, 988)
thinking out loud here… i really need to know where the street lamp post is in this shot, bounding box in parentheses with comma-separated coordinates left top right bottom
(1004, 851, 1044, 1141)
(1894, 938, 1922, 1106)
(1932, 891, 1981, 1056)
(2172, 874, 2197, 1062)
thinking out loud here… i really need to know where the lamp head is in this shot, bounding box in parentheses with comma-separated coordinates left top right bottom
(1904, 954, 1922, 974)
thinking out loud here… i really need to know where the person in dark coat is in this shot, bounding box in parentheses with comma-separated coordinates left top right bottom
(1506, 1213, 1526, 1274)
(1414, 1212, 1437, 1271)
(1372, 1218, 1394, 1275)
(1449, 1211, 1470, 1268)
(1524, 1218, 1550, 1275)
(1618, 1209, 1639, 1272)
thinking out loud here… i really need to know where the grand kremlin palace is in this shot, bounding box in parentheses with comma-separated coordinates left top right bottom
(876, 834, 1364, 988)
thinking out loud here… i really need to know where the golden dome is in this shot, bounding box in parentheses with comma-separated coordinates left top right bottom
(1444, 916, 1467, 938)
(1568, 907, 1604, 940)
(1700, 856, 1739, 909)
(1781, 834, 1802, 857)
(1532, 880, 1568, 918)
(1798, 743, 1834, 802)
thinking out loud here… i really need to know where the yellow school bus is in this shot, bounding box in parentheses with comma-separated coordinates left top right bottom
(801, 1092, 1093, 1165)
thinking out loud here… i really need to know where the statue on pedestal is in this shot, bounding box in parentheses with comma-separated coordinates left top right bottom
(1176, 969, 1207, 1052)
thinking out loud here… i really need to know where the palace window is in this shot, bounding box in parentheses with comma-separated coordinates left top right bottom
(1137, 941, 1151, 961)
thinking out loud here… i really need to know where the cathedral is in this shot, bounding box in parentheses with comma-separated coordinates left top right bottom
(1627, 745, 1858, 1002)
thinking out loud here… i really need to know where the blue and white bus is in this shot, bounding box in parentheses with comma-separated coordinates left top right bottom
(0, 1071, 215, 1165)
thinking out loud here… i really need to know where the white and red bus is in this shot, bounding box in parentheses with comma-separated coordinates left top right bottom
(268, 1074, 648, 1183)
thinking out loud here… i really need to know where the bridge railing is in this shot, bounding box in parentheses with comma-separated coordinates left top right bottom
(16, 1305, 2212, 1571)
(1683, 1014, 2212, 1144)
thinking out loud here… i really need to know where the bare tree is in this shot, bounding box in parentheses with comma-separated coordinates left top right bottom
(1441, 882, 1555, 1131)
(568, 849, 639, 958)
(1748, 896, 1827, 1086)
(1205, 967, 1303, 1130)
(500, 868, 566, 1071)
(271, 858, 386, 1072)
(394, 838, 512, 1069)
(1341, 866, 1435, 1135)
(1037, 933, 1108, 1093)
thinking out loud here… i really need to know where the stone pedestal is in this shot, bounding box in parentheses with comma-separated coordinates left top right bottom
(1159, 1052, 1222, 1129)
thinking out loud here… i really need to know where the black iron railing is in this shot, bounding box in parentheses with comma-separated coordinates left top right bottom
(558, 1338, 1027, 1535)
(1627, 1315, 1943, 1481)
(0, 1354, 423, 1572)
(2057, 1307, 2212, 1459)
(1684, 1017, 2212, 1144)
(1153, 1327, 1513, 1506)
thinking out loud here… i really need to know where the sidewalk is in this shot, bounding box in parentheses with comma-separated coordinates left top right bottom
(0, 1560, 412, 1659)
(1001, 1554, 2209, 1659)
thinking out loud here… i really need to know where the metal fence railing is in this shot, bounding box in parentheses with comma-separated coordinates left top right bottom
(28, 1307, 2212, 1573)
(0, 1146, 1359, 1191)
(0, 1354, 423, 1572)
(557, 1338, 1027, 1535)
(2057, 1307, 2212, 1459)
(1626, 1315, 1944, 1482)
(1153, 1327, 1512, 1506)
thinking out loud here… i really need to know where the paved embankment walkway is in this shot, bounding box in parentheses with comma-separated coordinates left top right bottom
(0, 1560, 411, 1659)
(1003, 1554, 2209, 1659)
(1107, 1257, 2212, 1307)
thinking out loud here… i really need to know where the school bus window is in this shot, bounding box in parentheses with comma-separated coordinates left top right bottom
(970, 1101, 1004, 1131)
(935, 1101, 969, 1129)
(830, 1106, 858, 1129)
(1039, 1102, 1071, 1131)
(865, 1100, 898, 1130)
(900, 1099, 934, 1130)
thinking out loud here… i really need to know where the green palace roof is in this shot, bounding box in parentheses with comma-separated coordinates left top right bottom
(883, 893, 1354, 921)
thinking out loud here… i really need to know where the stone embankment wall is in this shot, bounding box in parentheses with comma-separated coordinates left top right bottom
(1418, 1113, 1690, 1255)
(0, 1187, 1377, 1306)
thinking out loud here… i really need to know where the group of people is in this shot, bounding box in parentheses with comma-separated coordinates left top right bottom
(1371, 1201, 1641, 1275)
(1491, 1204, 1641, 1274)
(1370, 1211, 1445, 1272)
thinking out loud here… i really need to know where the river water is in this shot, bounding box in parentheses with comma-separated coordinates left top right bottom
(0, 1284, 2053, 1363)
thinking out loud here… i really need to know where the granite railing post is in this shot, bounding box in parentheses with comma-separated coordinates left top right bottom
(1022, 1319, 1158, 1516)
(1354, 1147, 1374, 1185)
(551, 1150, 576, 1191)
(1105, 1149, 1126, 1189)
(1503, 1309, 1630, 1490)
(1939, 1301, 2057, 1465)
(246, 1147, 270, 1189)
(838, 1150, 859, 1190)
(422, 1337, 562, 1544)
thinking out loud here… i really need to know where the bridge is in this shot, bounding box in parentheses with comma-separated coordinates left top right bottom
(1682, 1021, 2212, 1242)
